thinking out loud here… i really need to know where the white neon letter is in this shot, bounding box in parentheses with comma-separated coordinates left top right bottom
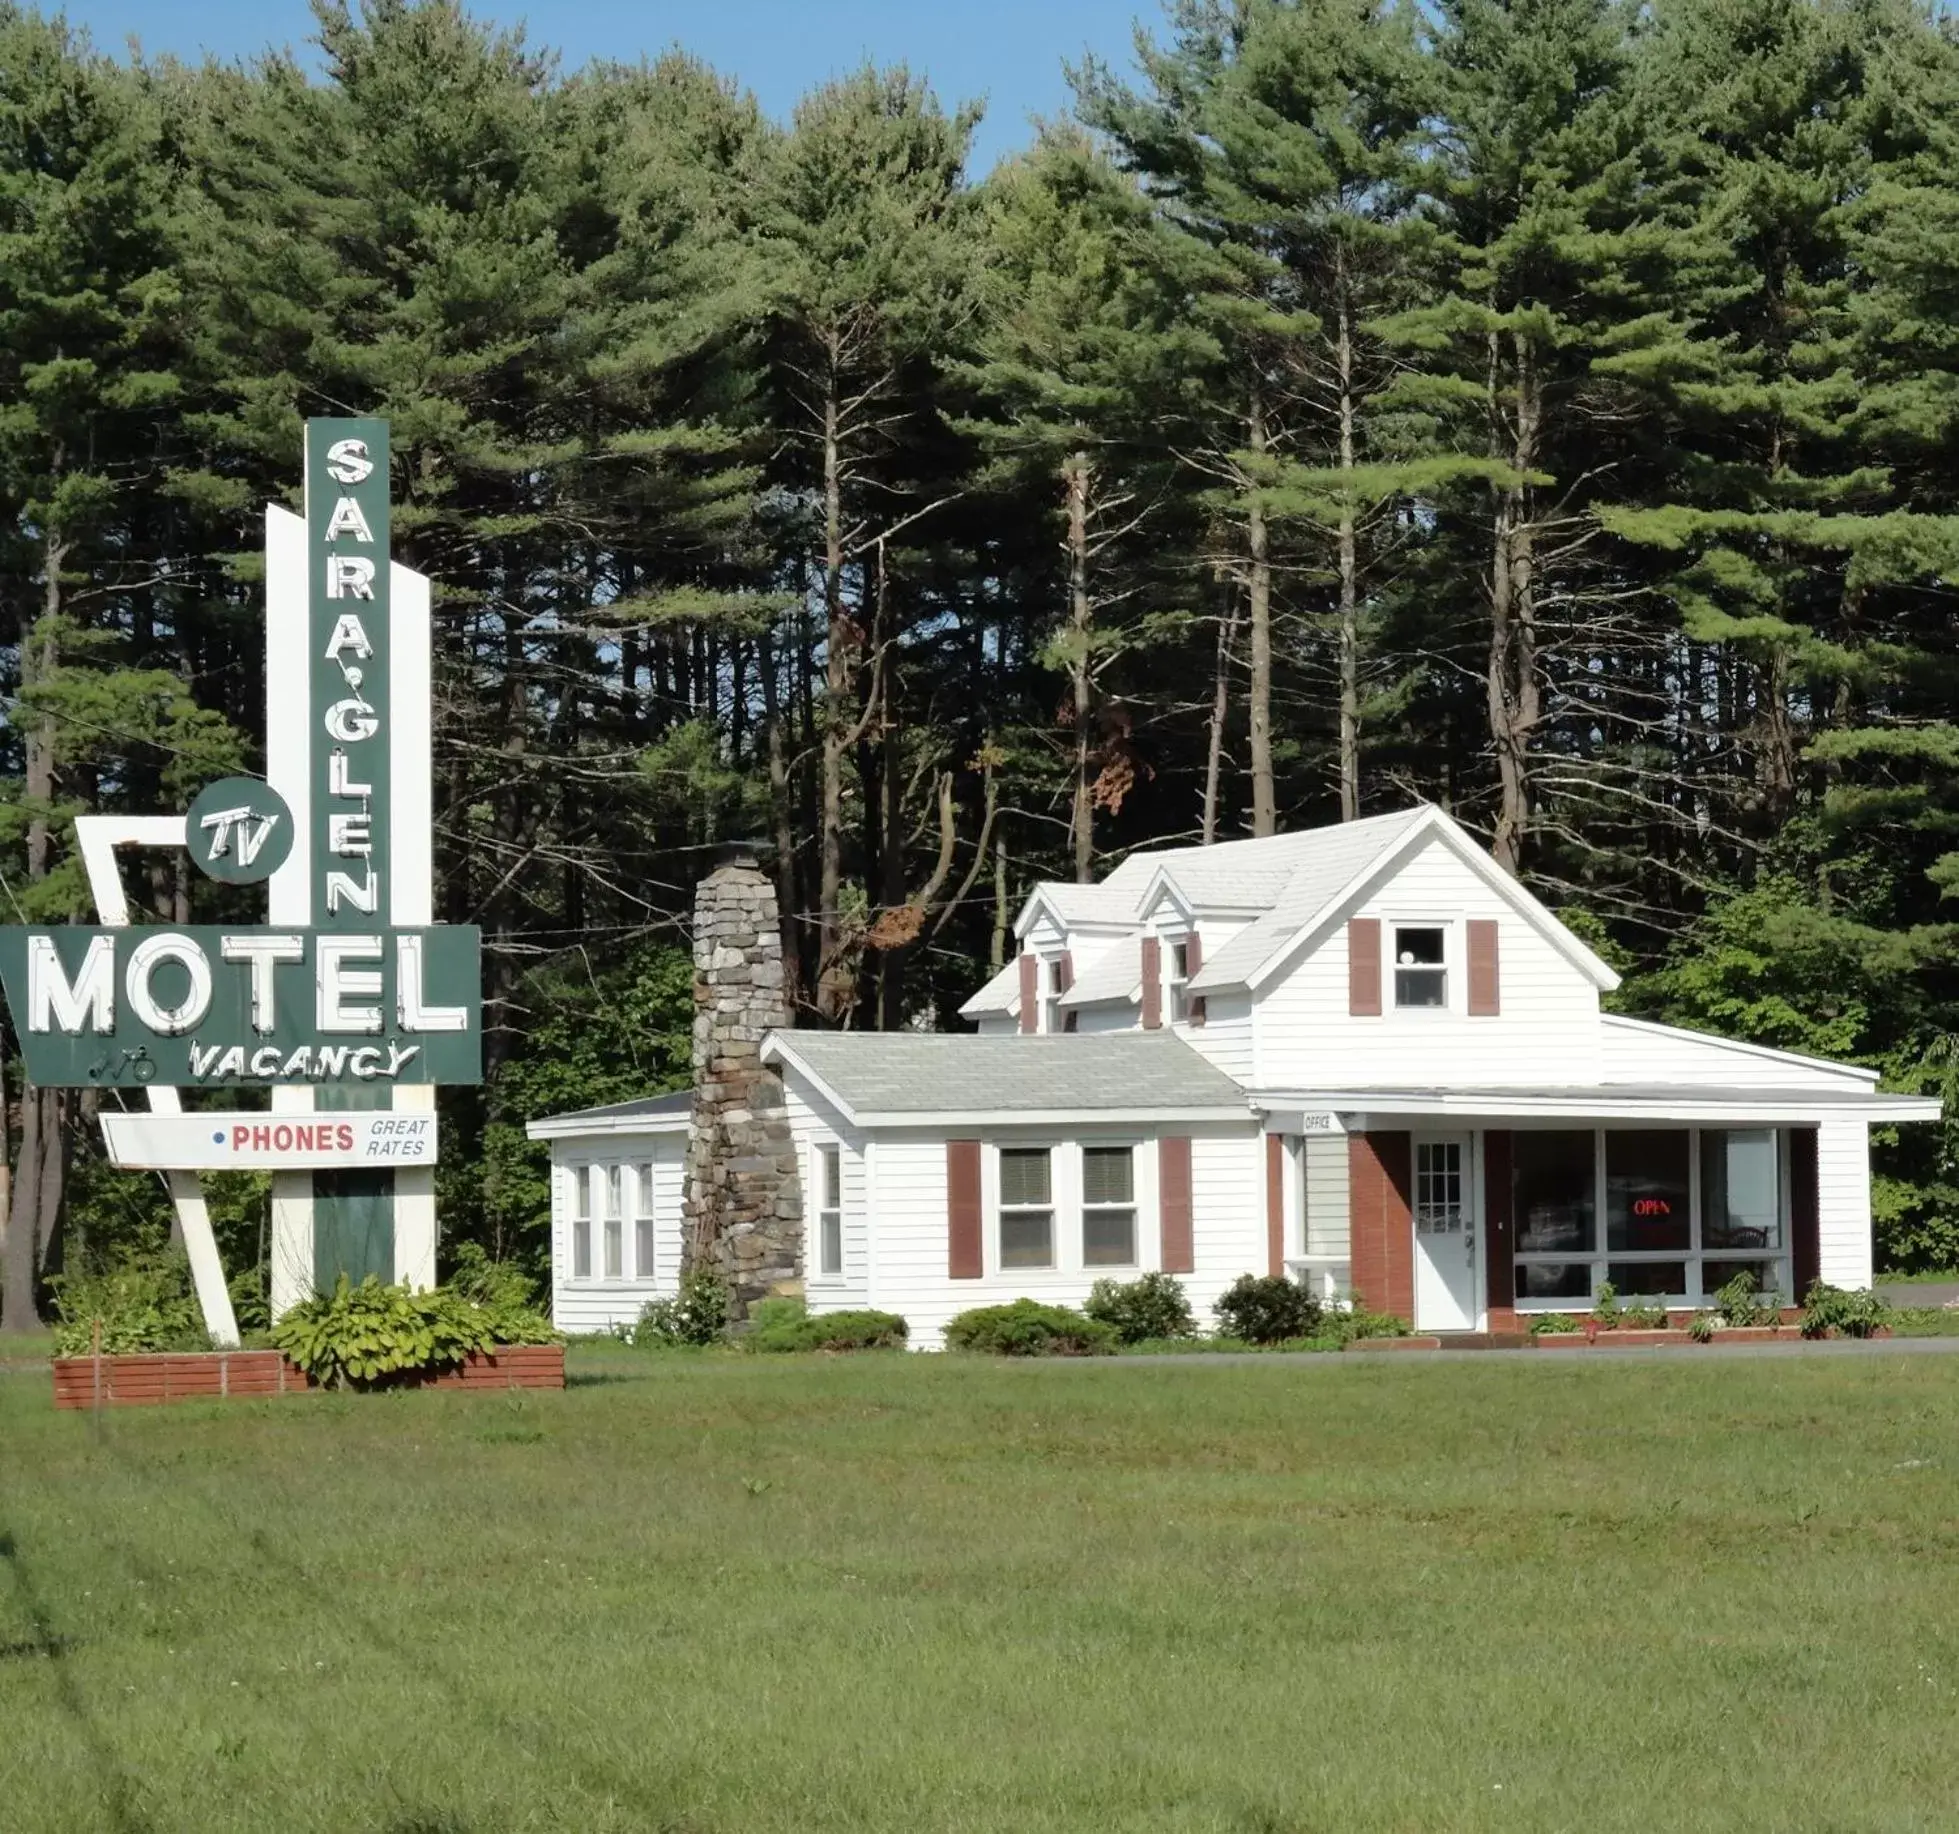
(316, 936, 384, 1033)
(397, 935, 469, 1033)
(26, 933, 115, 1034)
(221, 932, 304, 1032)
(326, 556, 374, 600)
(125, 933, 214, 1037)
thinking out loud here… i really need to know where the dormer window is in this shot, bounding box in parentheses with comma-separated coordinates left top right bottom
(1167, 939, 1190, 1022)
(1394, 927, 1447, 1008)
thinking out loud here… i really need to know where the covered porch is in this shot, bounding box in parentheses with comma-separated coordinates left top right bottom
(1259, 1086, 1941, 1336)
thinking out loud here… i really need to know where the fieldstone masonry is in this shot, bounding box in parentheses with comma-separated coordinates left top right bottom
(683, 844, 803, 1320)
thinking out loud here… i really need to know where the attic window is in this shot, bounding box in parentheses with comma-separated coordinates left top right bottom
(1167, 939, 1190, 1022)
(1393, 927, 1447, 1008)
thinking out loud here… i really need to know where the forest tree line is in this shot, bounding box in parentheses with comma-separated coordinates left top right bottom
(6, 0, 1959, 1319)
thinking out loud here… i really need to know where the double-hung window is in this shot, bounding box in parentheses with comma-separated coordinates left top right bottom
(634, 1163, 655, 1283)
(999, 1148, 1054, 1269)
(817, 1144, 844, 1278)
(1393, 927, 1447, 1008)
(571, 1165, 594, 1280)
(1082, 1146, 1137, 1266)
(602, 1165, 624, 1279)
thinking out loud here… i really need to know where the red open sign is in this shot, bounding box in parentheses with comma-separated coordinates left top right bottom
(1632, 1197, 1672, 1217)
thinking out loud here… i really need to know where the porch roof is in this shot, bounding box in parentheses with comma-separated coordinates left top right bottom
(1254, 1085, 1943, 1126)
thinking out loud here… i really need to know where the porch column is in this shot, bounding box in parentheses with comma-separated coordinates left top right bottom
(1348, 1131, 1413, 1322)
(1484, 1129, 1515, 1318)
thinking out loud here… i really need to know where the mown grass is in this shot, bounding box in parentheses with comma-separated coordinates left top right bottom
(4, 1347, 1959, 1833)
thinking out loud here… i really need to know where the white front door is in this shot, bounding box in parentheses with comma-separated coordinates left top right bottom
(1412, 1134, 1478, 1333)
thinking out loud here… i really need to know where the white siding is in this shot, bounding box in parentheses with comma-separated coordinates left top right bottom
(866, 1121, 1264, 1348)
(1600, 1016, 1874, 1090)
(1302, 1132, 1350, 1258)
(1184, 989, 1253, 1081)
(549, 1135, 686, 1335)
(1816, 1118, 1874, 1289)
(784, 1077, 872, 1310)
(1252, 832, 1601, 1088)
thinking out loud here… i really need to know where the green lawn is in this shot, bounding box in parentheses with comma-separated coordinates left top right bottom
(4, 1348, 1958, 1833)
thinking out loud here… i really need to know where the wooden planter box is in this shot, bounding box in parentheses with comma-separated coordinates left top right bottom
(51, 1343, 564, 1410)
(1345, 1336, 1443, 1351)
(1533, 1326, 1823, 1348)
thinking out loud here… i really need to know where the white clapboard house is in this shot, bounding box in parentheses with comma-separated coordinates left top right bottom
(530, 804, 1938, 1345)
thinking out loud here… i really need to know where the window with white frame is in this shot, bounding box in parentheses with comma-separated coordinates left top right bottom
(602, 1164, 625, 1279)
(817, 1143, 843, 1278)
(998, 1147, 1055, 1269)
(1167, 939, 1191, 1022)
(1041, 958, 1063, 1035)
(571, 1163, 593, 1279)
(1511, 1127, 1788, 1306)
(635, 1163, 655, 1283)
(1082, 1145, 1137, 1266)
(1393, 926, 1447, 1008)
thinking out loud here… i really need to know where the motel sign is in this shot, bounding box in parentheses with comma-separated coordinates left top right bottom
(0, 419, 482, 1342)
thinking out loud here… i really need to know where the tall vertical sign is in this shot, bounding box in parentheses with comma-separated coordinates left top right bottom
(0, 417, 479, 1343)
(264, 419, 453, 1313)
(306, 420, 395, 1290)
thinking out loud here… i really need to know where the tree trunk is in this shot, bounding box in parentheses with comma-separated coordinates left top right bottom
(1066, 451, 1095, 884)
(4, 540, 69, 1328)
(1487, 328, 1540, 877)
(818, 355, 853, 1019)
(1246, 384, 1277, 837)
(1334, 277, 1361, 823)
(990, 835, 1009, 973)
(1202, 604, 1241, 844)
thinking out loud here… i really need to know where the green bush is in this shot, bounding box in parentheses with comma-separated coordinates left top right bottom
(1327, 1302, 1410, 1344)
(632, 1267, 729, 1346)
(1527, 1312, 1583, 1338)
(445, 1242, 557, 1343)
(1801, 1280, 1894, 1339)
(1085, 1271, 1195, 1344)
(1713, 1269, 1780, 1327)
(943, 1299, 1116, 1356)
(743, 1297, 908, 1353)
(50, 1253, 209, 1356)
(1213, 1274, 1322, 1345)
(272, 1276, 497, 1389)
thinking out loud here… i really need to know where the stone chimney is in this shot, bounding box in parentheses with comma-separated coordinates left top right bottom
(683, 842, 803, 1321)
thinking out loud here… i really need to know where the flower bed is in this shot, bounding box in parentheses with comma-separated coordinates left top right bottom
(51, 1343, 565, 1410)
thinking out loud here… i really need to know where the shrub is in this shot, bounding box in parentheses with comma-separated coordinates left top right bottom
(1713, 1269, 1779, 1328)
(1527, 1312, 1582, 1338)
(1801, 1280, 1893, 1339)
(743, 1297, 908, 1353)
(1688, 1310, 1717, 1342)
(272, 1276, 496, 1389)
(1619, 1299, 1669, 1330)
(1327, 1302, 1409, 1344)
(632, 1267, 728, 1347)
(1213, 1274, 1322, 1345)
(1591, 1281, 1622, 1328)
(943, 1299, 1116, 1356)
(445, 1242, 556, 1343)
(50, 1253, 209, 1356)
(1085, 1272, 1195, 1344)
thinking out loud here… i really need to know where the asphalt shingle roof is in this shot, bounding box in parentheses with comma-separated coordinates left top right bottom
(770, 1030, 1250, 1117)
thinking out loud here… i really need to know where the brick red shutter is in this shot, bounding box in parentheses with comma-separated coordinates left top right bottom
(1348, 918, 1382, 1016)
(1184, 932, 1206, 1027)
(947, 1139, 983, 1279)
(1484, 1129, 1515, 1310)
(1790, 1127, 1820, 1302)
(1159, 1136, 1194, 1274)
(1468, 919, 1500, 1016)
(1017, 953, 1038, 1034)
(1141, 936, 1162, 1030)
(1348, 1131, 1414, 1323)
(1056, 951, 1073, 994)
(1265, 1133, 1286, 1276)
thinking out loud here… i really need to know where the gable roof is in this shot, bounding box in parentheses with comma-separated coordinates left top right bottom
(763, 1030, 1251, 1126)
(959, 957, 1024, 1020)
(1191, 806, 1621, 995)
(526, 1089, 691, 1140)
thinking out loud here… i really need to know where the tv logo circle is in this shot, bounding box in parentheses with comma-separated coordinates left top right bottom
(186, 778, 294, 885)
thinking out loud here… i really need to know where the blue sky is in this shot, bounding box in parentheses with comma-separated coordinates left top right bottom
(77, 0, 1159, 171)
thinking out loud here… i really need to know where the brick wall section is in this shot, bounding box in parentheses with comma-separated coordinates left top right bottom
(1484, 1129, 1514, 1310)
(1349, 1131, 1414, 1321)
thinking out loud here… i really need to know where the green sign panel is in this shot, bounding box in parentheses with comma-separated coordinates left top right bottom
(187, 777, 294, 884)
(0, 924, 481, 1087)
